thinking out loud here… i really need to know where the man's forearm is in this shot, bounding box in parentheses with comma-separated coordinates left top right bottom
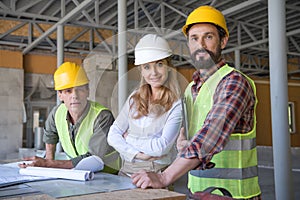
(37, 144, 74, 169)
(45, 143, 56, 160)
(46, 159, 74, 169)
(161, 157, 200, 186)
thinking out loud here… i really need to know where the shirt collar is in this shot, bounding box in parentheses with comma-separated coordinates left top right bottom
(192, 59, 226, 85)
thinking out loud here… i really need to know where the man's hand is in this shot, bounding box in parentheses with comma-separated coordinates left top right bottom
(131, 170, 166, 189)
(176, 127, 190, 152)
(135, 152, 165, 161)
(132, 157, 200, 190)
(18, 156, 73, 169)
(18, 156, 50, 168)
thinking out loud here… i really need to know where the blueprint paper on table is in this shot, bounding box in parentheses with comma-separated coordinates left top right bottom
(0, 163, 136, 199)
(27, 172, 137, 198)
(0, 165, 53, 188)
(0, 184, 41, 198)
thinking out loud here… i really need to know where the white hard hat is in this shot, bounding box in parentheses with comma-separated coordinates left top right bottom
(134, 34, 172, 65)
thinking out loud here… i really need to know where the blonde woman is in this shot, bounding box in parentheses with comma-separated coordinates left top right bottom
(108, 34, 182, 177)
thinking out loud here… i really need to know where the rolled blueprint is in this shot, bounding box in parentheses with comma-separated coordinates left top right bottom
(74, 155, 104, 172)
(19, 167, 94, 181)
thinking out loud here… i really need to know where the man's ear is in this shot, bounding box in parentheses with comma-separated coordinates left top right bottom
(221, 36, 229, 49)
(57, 91, 63, 101)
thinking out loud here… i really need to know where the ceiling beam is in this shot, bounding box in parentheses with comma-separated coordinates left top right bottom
(222, 0, 264, 15)
(22, 0, 96, 54)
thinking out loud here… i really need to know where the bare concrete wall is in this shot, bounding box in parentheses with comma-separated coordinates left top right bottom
(84, 54, 141, 117)
(84, 53, 120, 117)
(0, 67, 24, 159)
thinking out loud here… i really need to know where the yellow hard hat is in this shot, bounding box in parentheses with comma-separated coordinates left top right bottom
(182, 5, 229, 37)
(54, 62, 89, 90)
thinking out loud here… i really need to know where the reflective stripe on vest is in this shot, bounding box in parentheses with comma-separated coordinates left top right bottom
(224, 138, 256, 151)
(185, 64, 261, 199)
(190, 165, 258, 179)
(55, 102, 106, 158)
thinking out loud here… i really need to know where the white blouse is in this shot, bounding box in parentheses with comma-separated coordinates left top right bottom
(107, 95, 182, 164)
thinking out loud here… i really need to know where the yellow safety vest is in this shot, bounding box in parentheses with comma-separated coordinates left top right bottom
(185, 64, 261, 199)
(55, 102, 120, 172)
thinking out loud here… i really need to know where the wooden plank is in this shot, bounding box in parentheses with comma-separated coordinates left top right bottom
(5, 189, 186, 200)
(77, 189, 186, 200)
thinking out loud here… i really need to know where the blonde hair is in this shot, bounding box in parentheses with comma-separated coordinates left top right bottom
(130, 57, 181, 119)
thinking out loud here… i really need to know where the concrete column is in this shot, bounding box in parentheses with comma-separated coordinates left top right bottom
(118, 0, 128, 112)
(268, 1, 294, 199)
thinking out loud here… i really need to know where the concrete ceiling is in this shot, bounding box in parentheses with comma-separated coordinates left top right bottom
(0, 0, 300, 78)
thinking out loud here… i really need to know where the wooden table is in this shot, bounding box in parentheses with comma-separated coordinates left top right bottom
(5, 188, 186, 200)
(0, 162, 186, 200)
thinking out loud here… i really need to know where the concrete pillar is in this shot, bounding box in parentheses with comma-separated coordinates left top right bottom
(268, 0, 294, 199)
(56, 24, 64, 153)
(118, 0, 128, 112)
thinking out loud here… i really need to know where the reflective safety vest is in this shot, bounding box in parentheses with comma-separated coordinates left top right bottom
(55, 102, 120, 171)
(184, 64, 261, 199)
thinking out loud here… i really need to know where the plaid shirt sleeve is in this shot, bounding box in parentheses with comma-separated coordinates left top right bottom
(180, 71, 255, 169)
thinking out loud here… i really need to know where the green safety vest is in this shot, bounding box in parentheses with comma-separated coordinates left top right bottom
(184, 64, 261, 199)
(55, 102, 120, 172)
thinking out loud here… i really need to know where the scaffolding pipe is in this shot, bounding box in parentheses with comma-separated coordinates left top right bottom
(268, 0, 294, 199)
(57, 25, 64, 69)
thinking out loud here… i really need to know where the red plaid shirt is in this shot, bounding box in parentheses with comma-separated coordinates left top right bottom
(181, 59, 256, 168)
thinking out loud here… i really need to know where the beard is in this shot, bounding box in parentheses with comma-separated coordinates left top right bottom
(190, 46, 222, 70)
